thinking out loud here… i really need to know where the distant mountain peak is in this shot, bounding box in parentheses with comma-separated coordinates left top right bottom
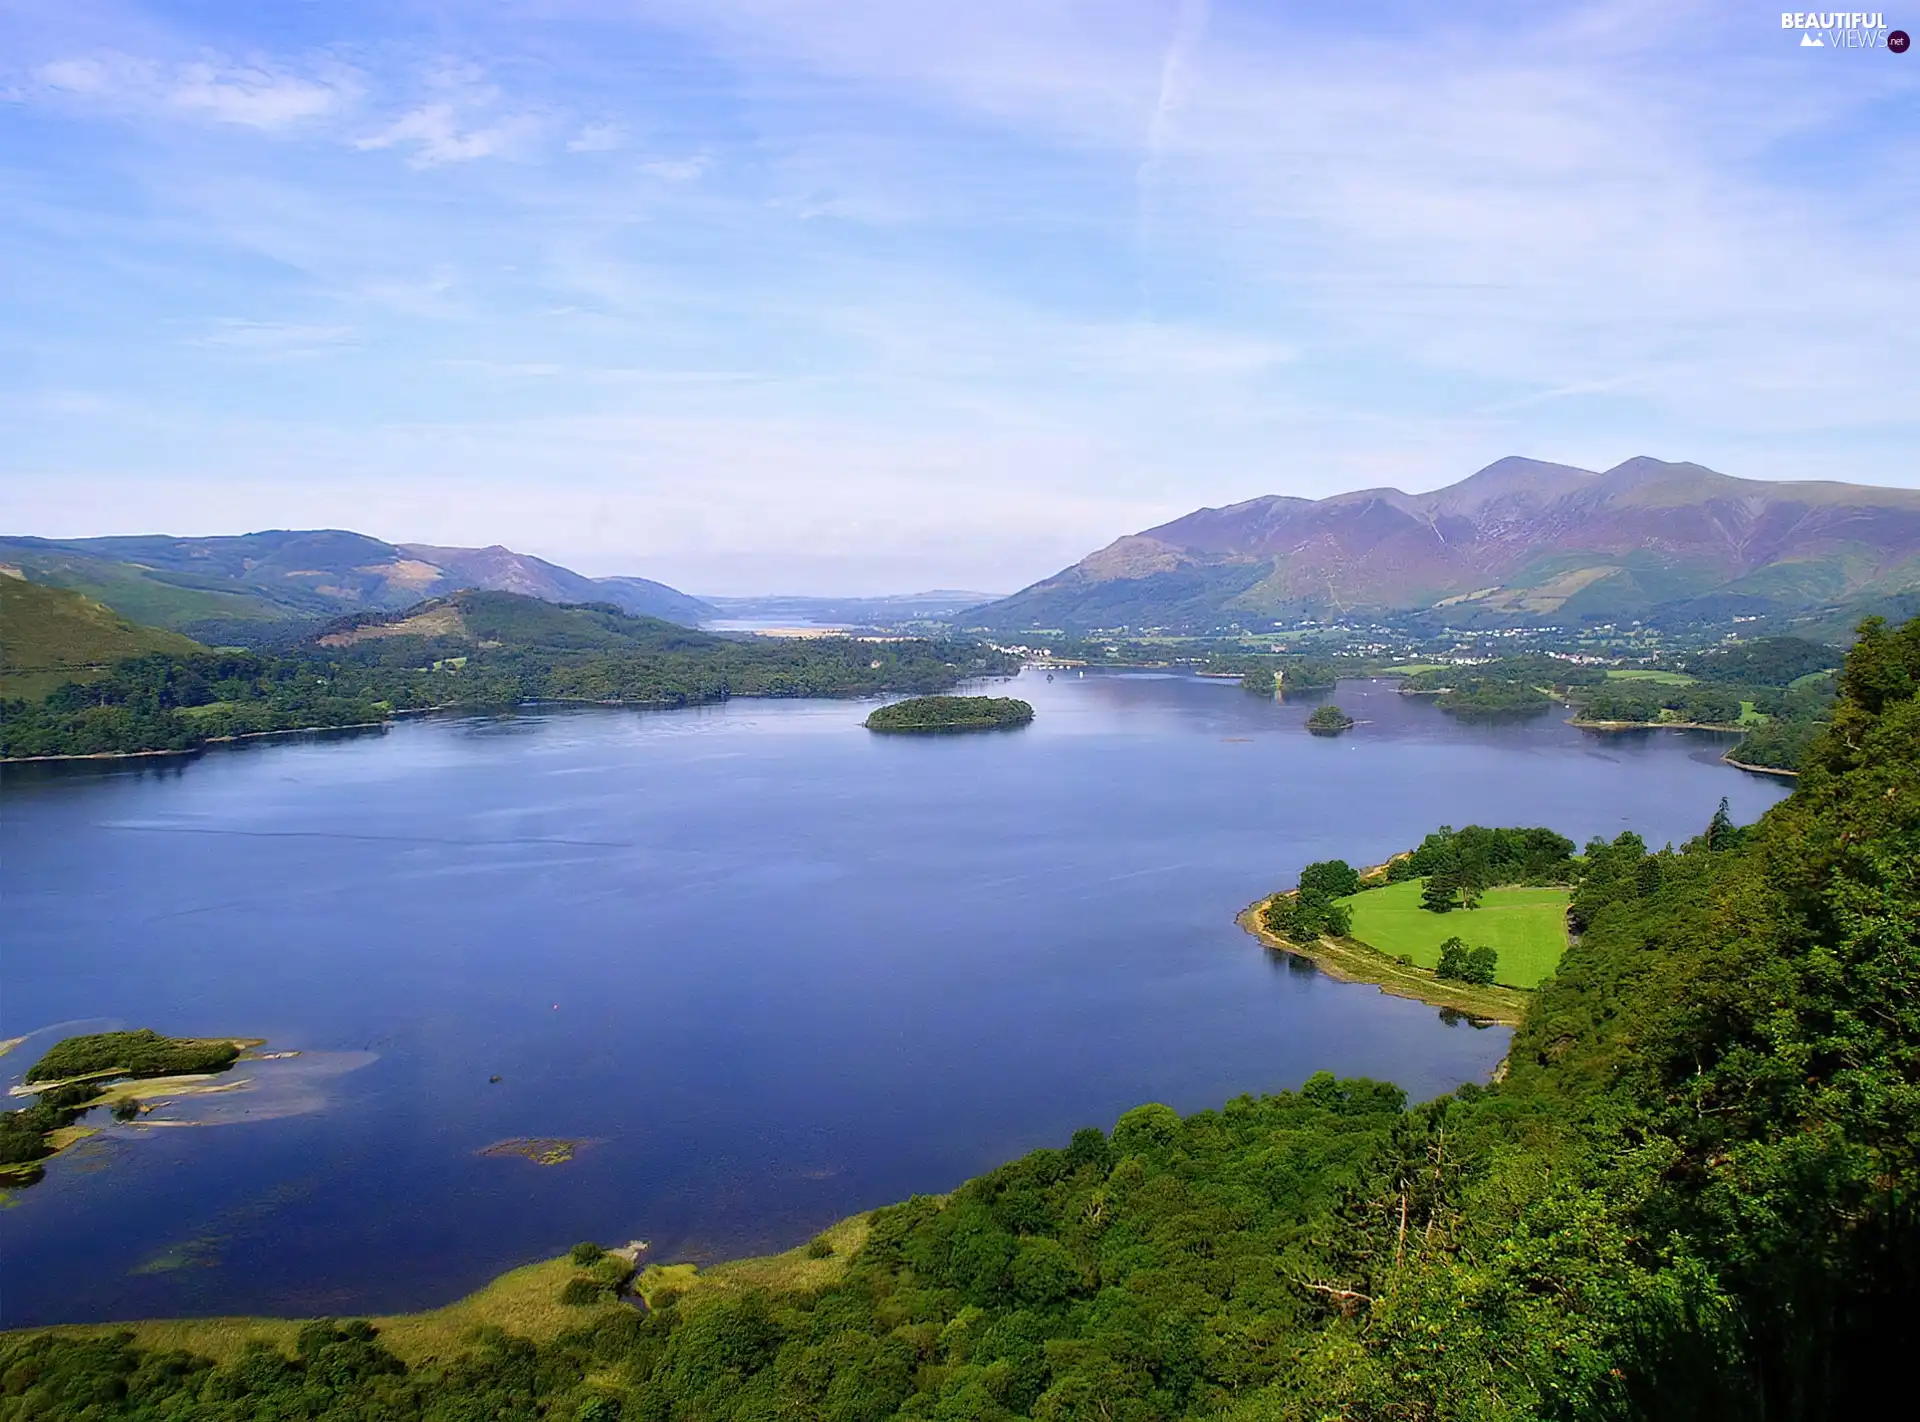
(1421, 457, 1597, 517)
(968, 458, 1920, 633)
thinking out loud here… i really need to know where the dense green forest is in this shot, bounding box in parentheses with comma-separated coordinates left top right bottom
(1682, 636, 1837, 686)
(1382, 822, 1578, 888)
(23, 1030, 240, 1085)
(0, 592, 1018, 759)
(6, 615, 1915, 1420)
(1424, 676, 1553, 717)
(865, 696, 1035, 733)
(1229, 657, 1340, 695)
(1398, 657, 1598, 718)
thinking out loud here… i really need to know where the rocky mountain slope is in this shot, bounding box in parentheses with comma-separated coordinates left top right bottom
(969, 457, 1920, 632)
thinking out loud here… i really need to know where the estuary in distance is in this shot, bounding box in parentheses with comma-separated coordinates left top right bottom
(0, 670, 1790, 1327)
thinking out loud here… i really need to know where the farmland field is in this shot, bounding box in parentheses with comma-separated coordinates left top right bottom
(1604, 668, 1696, 685)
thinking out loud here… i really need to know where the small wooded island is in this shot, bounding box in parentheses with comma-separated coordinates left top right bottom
(1, 1029, 256, 1186)
(864, 695, 1034, 734)
(1304, 704, 1354, 735)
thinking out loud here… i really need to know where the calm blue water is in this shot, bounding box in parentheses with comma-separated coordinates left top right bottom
(0, 672, 1789, 1325)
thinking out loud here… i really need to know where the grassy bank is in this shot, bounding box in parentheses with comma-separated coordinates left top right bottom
(1334, 879, 1570, 988)
(1238, 900, 1529, 1025)
(17, 1214, 875, 1367)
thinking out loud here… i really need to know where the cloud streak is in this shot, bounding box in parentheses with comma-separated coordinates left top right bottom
(32, 50, 358, 130)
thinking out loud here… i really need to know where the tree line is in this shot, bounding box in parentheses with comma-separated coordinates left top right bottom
(1, 603, 1019, 759)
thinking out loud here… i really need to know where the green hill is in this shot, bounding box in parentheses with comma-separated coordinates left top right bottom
(0, 577, 204, 699)
(314, 589, 721, 655)
(0, 532, 712, 642)
(0, 539, 297, 639)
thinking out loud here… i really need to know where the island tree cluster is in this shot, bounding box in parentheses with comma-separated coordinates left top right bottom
(863, 696, 1034, 733)
(1303, 704, 1354, 735)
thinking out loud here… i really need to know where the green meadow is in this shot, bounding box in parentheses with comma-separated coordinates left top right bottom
(1604, 668, 1696, 685)
(1335, 879, 1571, 988)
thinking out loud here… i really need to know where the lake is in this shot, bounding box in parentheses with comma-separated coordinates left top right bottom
(0, 671, 1790, 1326)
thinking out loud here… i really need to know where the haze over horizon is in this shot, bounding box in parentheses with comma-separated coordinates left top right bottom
(4, 2, 1915, 595)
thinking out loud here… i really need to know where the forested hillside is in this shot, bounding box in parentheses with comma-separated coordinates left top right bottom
(0, 592, 1017, 759)
(5, 616, 1915, 1420)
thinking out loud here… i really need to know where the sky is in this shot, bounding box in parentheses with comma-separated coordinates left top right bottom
(2, 2, 1916, 595)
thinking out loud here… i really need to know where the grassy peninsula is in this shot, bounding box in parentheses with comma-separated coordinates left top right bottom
(1246, 825, 1585, 1021)
(4, 615, 1916, 1420)
(864, 694, 1033, 733)
(1, 1030, 254, 1185)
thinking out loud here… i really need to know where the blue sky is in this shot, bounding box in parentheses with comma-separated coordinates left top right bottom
(2, 2, 1915, 594)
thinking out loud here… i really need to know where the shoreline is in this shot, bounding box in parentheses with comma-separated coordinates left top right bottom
(1569, 717, 1746, 733)
(2, 678, 1021, 766)
(1566, 718, 1805, 778)
(1, 720, 398, 766)
(10, 1212, 875, 1363)
(1237, 897, 1529, 1027)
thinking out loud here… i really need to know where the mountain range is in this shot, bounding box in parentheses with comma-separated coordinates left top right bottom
(967, 457, 1920, 633)
(0, 530, 711, 642)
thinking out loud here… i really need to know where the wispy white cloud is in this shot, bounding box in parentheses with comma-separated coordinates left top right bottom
(187, 319, 359, 357)
(32, 50, 358, 130)
(355, 102, 540, 166)
(639, 155, 706, 181)
(567, 122, 623, 153)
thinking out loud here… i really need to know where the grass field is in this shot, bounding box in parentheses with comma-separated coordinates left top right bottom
(1336, 879, 1571, 988)
(28, 1256, 624, 1366)
(1605, 668, 1696, 685)
(22, 1213, 877, 1366)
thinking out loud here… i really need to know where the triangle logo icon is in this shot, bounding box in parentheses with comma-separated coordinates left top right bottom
(1800, 32, 1825, 45)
